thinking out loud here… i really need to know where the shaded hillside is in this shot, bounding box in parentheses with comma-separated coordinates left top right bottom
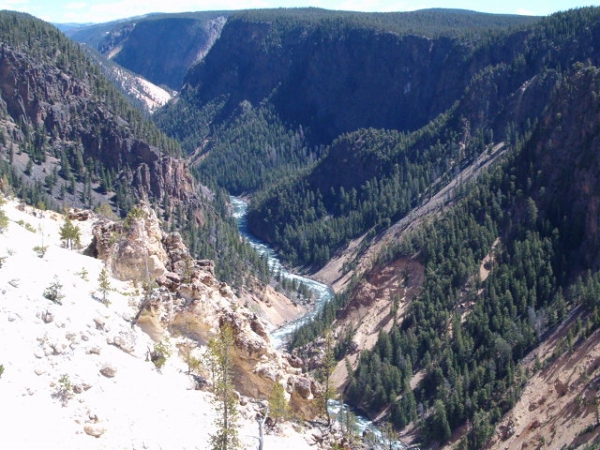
(246, 7, 600, 268)
(0, 12, 269, 288)
(155, 9, 537, 159)
(67, 12, 230, 91)
(334, 64, 600, 449)
(80, 45, 174, 115)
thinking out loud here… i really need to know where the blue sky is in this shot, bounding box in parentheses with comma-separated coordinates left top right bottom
(0, 0, 596, 24)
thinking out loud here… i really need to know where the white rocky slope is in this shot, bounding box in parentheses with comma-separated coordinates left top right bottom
(0, 198, 316, 449)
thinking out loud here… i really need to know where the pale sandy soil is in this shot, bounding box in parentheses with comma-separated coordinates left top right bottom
(331, 258, 424, 390)
(241, 284, 306, 330)
(481, 308, 600, 450)
(0, 197, 316, 449)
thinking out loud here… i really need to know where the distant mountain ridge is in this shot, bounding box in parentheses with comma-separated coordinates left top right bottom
(66, 12, 232, 90)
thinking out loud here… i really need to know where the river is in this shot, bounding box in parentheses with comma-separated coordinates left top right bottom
(231, 196, 408, 449)
(230, 197, 334, 348)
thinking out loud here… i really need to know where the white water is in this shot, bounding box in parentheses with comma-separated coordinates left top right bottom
(230, 196, 409, 449)
(230, 196, 334, 348)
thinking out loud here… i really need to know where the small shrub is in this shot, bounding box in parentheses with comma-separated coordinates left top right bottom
(54, 373, 73, 406)
(151, 339, 171, 370)
(0, 364, 4, 378)
(17, 220, 36, 233)
(124, 207, 147, 230)
(179, 343, 202, 374)
(75, 267, 89, 281)
(33, 245, 47, 258)
(0, 255, 7, 268)
(43, 276, 65, 304)
(0, 209, 8, 233)
(97, 268, 112, 306)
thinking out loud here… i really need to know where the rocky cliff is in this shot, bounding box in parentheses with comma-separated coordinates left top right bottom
(68, 13, 230, 91)
(85, 203, 320, 418)
(0, 12, 197, 213)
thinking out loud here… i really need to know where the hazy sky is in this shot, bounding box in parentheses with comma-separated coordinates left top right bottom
(0, 0, 596, 24)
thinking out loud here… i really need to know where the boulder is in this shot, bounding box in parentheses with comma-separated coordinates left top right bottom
(100, 364, 117, 378)
(107, 331, 136, 354)
(84, 423, 106, 438)
(288, 375, 313, 400)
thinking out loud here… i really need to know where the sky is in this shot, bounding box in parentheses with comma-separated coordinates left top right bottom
(0, 0, 597, 24)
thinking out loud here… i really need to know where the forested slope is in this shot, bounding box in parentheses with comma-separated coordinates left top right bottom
(246, 7, 600, 268)
(0, 12, 268, 287)
(153, 9, 537, 195)
(341, 64, 600, 449)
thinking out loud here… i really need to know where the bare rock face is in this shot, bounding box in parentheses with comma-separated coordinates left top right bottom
(87, 204, 168, 282)
(111, 206, 168, 281)
(287, 375, 313, 400)
(86, 201, 318, 419)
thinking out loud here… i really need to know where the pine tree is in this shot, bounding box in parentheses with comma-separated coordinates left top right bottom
(318, 330, 338, 427)
(205, 323, 240, 450)
(98, 267, 111, 306)
(268, 381, 290, 425)
(59, 217, 80, 250)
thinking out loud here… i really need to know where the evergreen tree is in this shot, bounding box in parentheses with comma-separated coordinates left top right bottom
(205, 323, 240, 450)
(98, 267, 111, 306)
(268, 381, 290, 425)
(318, 330, 338, 427)
(0, 200, 8, 233)
(59, 217, 81, 250)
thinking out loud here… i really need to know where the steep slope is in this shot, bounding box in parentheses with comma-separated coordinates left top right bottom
(0, 197, 317, 449)
(154, 9, 538, 196)
(246, 7, 600, 268)
(180, 8, 537, 144)
(67, 12, 230, 91)
(81, 46, 174, 114)
(0, 11, 191, 214)
(319, 63, 600, 449)
(0, 11, 277, 293)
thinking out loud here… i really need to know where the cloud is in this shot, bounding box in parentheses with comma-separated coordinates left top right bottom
(516, 8, 537, 16)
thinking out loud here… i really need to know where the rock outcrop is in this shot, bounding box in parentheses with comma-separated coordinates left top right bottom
(86, 202, 319, 418)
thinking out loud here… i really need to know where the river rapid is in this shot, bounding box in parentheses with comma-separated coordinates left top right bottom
(230, 197, 334, 347)
(231, 196, 408, 449)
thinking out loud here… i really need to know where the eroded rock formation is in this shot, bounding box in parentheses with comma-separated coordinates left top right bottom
(86, 202, 319, 418)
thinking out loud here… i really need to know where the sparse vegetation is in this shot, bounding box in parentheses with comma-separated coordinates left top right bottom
(205, 323, 241, 450)
(150, 339, 171, 370)
(59, 217, 81, 250)
(17, 220, 36, 233)
(43, 276, 65, 305)
(54, 373, 74, 406)
(97, 267, 112, 306)
(0, 205, 8, 233)
(180, 342, 202, 375)
(33, 245, 47, 258)
(75, 267, 89, 281)
(123, 206, 147, 230)
(267, 382, 290, 426)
